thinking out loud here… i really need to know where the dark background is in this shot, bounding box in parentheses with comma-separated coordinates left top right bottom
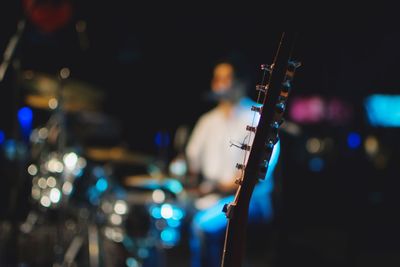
(1, 1, 400, 266)
(1, 2, 399, 154)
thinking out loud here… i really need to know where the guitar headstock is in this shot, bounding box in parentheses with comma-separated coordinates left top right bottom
(235, 58, 301, 185)
(221, 32, 301, 267)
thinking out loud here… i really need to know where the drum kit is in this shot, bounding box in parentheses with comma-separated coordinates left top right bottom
(14, 69, 187, 267)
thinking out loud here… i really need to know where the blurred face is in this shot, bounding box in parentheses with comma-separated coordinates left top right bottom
(211, 63, 234, 93)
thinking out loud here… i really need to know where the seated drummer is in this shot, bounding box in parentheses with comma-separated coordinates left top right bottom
(185, 58, 280, 267)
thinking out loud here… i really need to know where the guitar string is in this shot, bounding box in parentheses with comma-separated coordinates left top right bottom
(237, 33, 285, 182)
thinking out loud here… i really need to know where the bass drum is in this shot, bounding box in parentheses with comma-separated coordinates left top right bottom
(120, 176, 187, 266)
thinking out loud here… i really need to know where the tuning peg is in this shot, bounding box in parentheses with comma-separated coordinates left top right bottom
(240, 144, 251, 151)
(256, 84, 267, 93)
(282, 80, 291, 93)
(222, 203, 234, 218)
(288, 60, 302, 70)
(261, 64, 272, 72)
(235, 177, 242, 185)
(265, 140, 274, 151)
(251, 105, 262, 113)
(246, 125, 257, 133)
(275, 102, 286, 114)
(236, 163, 246, 170)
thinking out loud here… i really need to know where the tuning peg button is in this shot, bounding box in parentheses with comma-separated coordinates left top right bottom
(261, 64, 272, 72)
(275, 102, 286, 113)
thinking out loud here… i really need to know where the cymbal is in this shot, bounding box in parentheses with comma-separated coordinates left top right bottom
(21, 70, 104, 112)
(84, 146, 154, 165)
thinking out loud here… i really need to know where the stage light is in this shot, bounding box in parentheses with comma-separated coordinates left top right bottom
(160, 204, 173, 219)
(164, 179, 183, 194)
(101, 201, 113, 214)
(309, 157, 324, 172)
(48, 98, 58, 109)
(306, 137, 323, 154)
(364, 135, 379, 156)
(46, 176, 57, 188)
(17, 107, 33, 125)
(38, 177, 47, 189)
(347, 132, 361, 149)
(169, 159, 187, 177)
(62, 181, 73, 195)
(110, 214, 123, 225)
(63, 152, 78, 170)
(31, 186, 40, 200)
(152, 189, 166, 203)
(0, 130, 5, 144)
(126, 257, 140, 267)
(160, 228, 179, 245)
(96, 178, 108, 192)
(27, 164, 38, 176)
(50, 188, 61, 203)
(40, 196, 51, 207)
(365, 94, 400, 127)
(137, 248, 150, 259)
(167, 218, 181, 228)
(47, 157, 64, 173)
(172, 207, 185, 220)
(114, 200, 128, 215)
(151, 206, 162, 219)
(38, 128, 48, 139)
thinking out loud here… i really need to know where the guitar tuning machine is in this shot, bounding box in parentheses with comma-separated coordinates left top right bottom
(246, 125, 257, 133)
(288, 60, 302, 70)
(260, 64, 273, 72)
(251, 105, 262, 113)
(256, 84, 268, 93)
(236, 163, 246, 170)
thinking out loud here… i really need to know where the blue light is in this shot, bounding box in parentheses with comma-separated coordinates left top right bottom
(167, 218, 181, 228)
(172, 207, 185, 220)
(0, 130, 5, 144)
(160, 228, 179, 244)
(17, 107, 33, 140)
(18, 107, 33, 124)
(164, 179, 183, 194)
(125, 257, 139, 267)
(96, 178, 108, 192)
(365, 94, 400, 127)
(4, 140, 17, 160)
(151, 206, 162, 219)
(154, 132, 170, 148)
(347, 132, 361, 149)
(309, 157, 324, 172)
(87, 187, 100, 205)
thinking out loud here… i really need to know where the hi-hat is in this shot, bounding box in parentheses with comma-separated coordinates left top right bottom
(21, 70, 104, 112)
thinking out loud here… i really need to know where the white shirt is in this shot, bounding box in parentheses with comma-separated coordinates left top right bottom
(186, 98, 257, 184)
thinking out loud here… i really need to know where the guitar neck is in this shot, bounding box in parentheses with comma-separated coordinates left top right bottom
(221, 32, 296, 267)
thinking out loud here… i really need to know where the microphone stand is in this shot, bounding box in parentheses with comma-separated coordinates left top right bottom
(0, 19, 26, 82)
